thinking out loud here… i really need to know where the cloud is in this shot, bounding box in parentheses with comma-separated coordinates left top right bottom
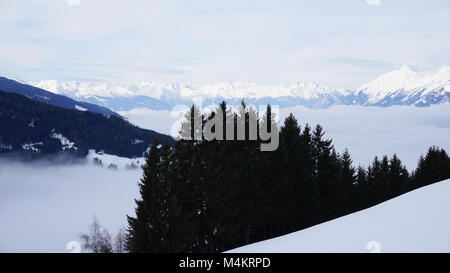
(1, 1, 450, 87)
(366, 0, 382, 6)
(66, 0, 82, 6)
(326, 57, 397, 69)
(0, 160, 141, 252)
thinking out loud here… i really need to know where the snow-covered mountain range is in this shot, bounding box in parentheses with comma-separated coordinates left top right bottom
(30, 65, 450, 111)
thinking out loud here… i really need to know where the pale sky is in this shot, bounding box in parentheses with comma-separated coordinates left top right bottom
(0, 0, 449, 89)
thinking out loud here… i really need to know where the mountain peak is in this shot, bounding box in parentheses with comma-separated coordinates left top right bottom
(358, 64, 450, 104)
(437, 63, 450, 73)
(398, 64, 414, 72)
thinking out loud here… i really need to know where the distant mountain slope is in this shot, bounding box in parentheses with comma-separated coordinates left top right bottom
(230, 179, 450, 253)
(0, 90, 174, 158)
(30, 65, 450, 110)
(0, 77, 120, 116)
(355, 64, 450, 106)
(31, 80, 353, 110)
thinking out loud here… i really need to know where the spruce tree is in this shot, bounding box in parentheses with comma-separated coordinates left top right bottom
(414, 146, 450, 187)
(179, 105, 203, 141)
(388, 154, 409, 197)
(126, 140, 170, 252)
(312, 125, 340, 217)
(278, 114, 302, 232)
(339, 149, 356, 212)
(367, 156, 382, 205)
(355, 166, 369, 209)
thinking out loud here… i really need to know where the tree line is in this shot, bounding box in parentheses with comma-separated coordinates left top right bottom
(120, 102, 450, 253)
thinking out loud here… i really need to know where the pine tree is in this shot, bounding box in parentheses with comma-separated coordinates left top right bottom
(414, 146, 450, 187)
(312, 125, 340, 217)
(388, 154, 409, 197)
(339, 149, 356, 212)
(380, 155, 391, 200)
(355, 166, 369, 209)
(167, 141, 202, 252)
(299, 123, 323, 226)
(126, 140, 170, 252)
(277, 114, 302, 232)
(179, 105, 203, 141)
(367, 156, 382, 205)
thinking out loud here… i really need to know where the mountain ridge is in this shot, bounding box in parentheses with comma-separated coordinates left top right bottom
(23, 65, 450, 110)
(0, 77, 121, 117)
(0, 90, 174, 158)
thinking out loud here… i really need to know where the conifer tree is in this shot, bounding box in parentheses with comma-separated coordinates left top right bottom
(277, 114, 302, 232)
(414, 146, 450, 187)
(312, 125, 340, 217)
(179, 105, 203, 141)
(388, 154, 409, 197)
(355, 166, 369, 209)
(126, 140, 170, 252)
(367, 156, 382, 205)
(339, 149, 356, 212)
(299, 123, 323, 225)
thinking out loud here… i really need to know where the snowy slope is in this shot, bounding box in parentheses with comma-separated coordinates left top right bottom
(230, 179, 450, 253)
(357, 64, 450, 106)
(87, 150, 145, 170)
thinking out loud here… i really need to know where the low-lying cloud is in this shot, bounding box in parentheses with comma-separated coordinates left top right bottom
(0, 160, 141, 252)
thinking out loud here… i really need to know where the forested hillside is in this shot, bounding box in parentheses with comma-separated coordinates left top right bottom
(0, 90, 174, 158)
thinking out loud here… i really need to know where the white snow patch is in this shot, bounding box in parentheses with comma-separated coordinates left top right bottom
(87, 150, 144, 170)
(0, 143, 13, 151)
(51, 133, 77, 151)
(22, 142, 43, 152)
(36, 95, 50, 101)
(74, 105, 88, 112)
(28, 119, 35, 128)
(132, 139, 144, 145)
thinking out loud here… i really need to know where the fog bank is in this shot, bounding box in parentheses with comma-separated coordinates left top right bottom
(0, 161, 140, 252)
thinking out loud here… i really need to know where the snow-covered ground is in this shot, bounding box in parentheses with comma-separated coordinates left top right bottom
(51, 133, 77, 151)
(87, 150, 145, 170)
(230, 179, 450, 253)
